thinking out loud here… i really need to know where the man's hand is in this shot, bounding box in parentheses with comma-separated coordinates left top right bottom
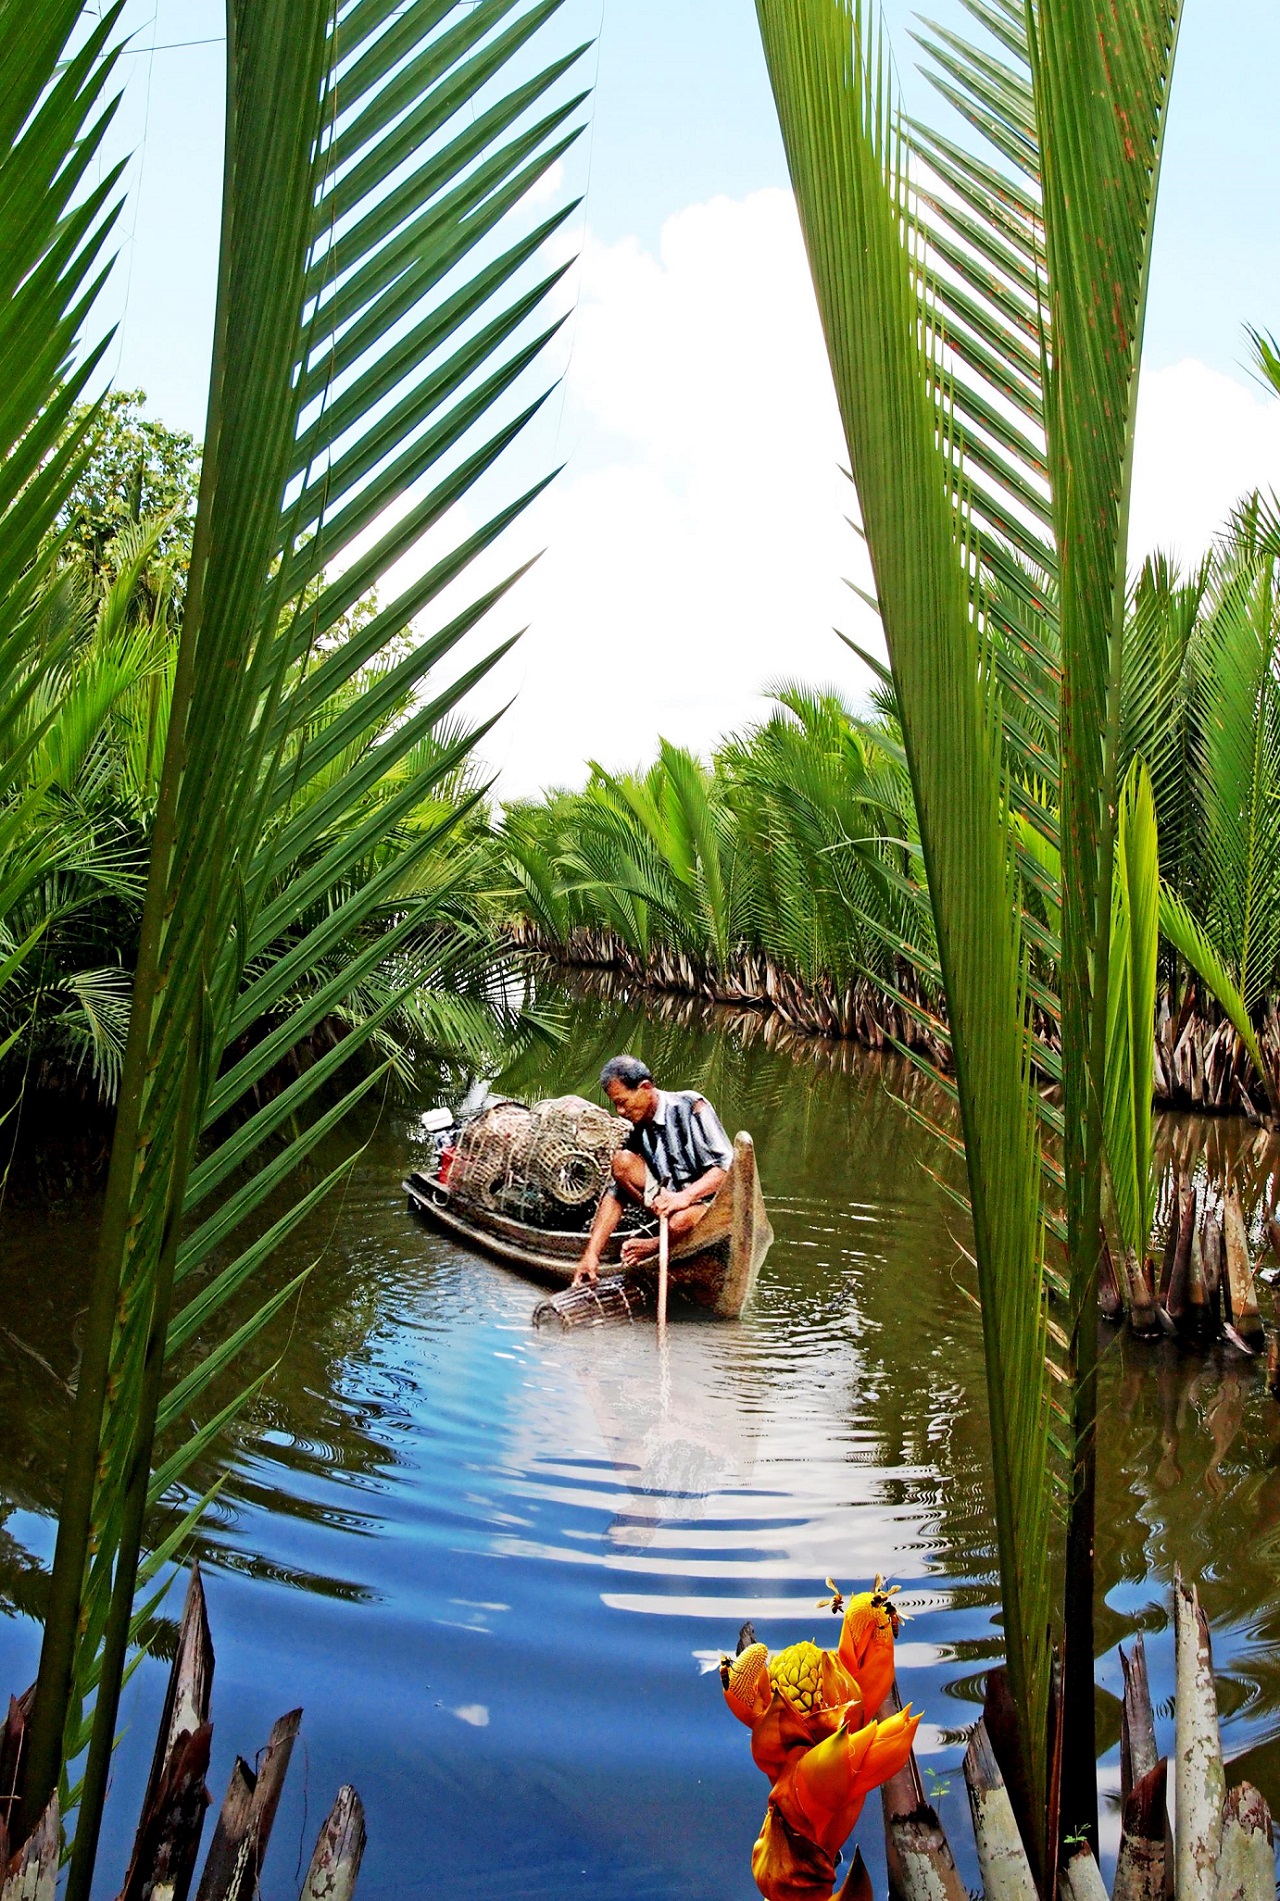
(650, 1186, 691, 1219)
(572, 1255, 600, 1286)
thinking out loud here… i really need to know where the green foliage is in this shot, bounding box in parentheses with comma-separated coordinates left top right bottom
(1186, 509, 1280, 1013)
(1103, 763, 1159, 1263)
(1118, 497, 1280, 1077)
(501, 686, 924, 1004)
(0, 504, 519, 1126)
(750, 0, 1182, 1856)
(0, 516, 168, 1103)
(0, 0, 130, 1111)
(753, 0, 1056, 1849)
(56, 390, 201, 592)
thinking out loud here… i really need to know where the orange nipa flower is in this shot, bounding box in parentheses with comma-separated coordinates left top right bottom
(720, 1578, 921, 1901)
(831, 1575, 904, 1718)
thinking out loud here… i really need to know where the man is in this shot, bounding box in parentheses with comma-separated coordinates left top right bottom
(573, 1054, 734, 1285)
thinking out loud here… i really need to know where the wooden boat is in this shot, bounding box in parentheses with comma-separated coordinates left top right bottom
(403, 1129, 773, 1327)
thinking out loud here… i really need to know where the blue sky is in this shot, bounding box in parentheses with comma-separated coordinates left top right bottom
(103, 0, 1280, 419)
(589, 0, 1280, 379)
(95, 2, 1280, 791)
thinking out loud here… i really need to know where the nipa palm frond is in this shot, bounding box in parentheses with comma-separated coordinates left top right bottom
(26, 2, 589, 1875)
(755, 0, 1183, 1849)
(754, 0, 1053, 1837)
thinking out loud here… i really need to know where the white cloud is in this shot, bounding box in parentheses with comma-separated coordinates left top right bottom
(1129, 357, 1280, 569)
(478, 189, 882, 797)
(525, 156, 566, 207)
(451, 1703, 490, 1727)
(372, 194, 1280, 800)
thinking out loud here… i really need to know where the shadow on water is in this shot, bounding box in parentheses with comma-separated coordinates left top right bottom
(0, 977, 1279, 1895)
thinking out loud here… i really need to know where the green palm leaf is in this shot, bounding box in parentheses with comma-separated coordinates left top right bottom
(755, 0, 1183, 1852)
(1103, 761, 1159, 1261)
(754, 0, 1053, 1839)
(22, 1, 587, 1878)
(1190, 547, 1280, 1010)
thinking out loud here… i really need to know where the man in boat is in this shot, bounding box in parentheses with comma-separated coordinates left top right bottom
(573, 1055, 734, 1284)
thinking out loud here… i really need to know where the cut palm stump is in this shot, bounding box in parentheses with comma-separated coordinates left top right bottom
(875, 1681, 967, 1901)
(0, 1566, 365, 1901)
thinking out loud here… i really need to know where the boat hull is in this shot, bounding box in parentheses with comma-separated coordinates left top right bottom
(403, 1130, 773, 1321)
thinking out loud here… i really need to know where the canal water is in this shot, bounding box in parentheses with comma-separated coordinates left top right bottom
(2, 985, 1280, 1899)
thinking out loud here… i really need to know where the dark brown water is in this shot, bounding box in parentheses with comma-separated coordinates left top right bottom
(2, 985, 1279, 1899)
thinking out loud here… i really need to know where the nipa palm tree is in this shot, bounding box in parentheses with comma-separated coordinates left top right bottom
(754, 0, 1180, 1870)
(4, 2, 588, 1891)
(1149, 496, 1280, 1117)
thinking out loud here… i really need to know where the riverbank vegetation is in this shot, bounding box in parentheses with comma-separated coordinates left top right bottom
(500, 484, 1280, 1120)
(1, 392, 538, 1193)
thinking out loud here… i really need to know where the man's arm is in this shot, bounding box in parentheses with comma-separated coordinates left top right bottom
(651, 1097, 732, 1216)
(574, 1191, 624, 1284)
(690, 1097, 734, 1170)
(651, 1165, 727, 1219)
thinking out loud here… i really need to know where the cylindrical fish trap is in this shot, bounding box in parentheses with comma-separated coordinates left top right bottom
(532, 1273, 656, 1330)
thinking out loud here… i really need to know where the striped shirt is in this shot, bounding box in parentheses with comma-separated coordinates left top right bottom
(611, 1089, 734, 1201)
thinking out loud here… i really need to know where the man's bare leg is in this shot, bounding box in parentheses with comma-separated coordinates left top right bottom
(619, 1198, 710, 1268)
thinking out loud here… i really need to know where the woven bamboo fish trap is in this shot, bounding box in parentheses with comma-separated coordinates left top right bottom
(448, 1095, 625, 1229)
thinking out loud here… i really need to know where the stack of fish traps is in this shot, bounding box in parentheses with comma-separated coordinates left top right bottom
(449, 1095, 626, 1230)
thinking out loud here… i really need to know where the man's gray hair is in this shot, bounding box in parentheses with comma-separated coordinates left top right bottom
(600, 1054, 652, 1090)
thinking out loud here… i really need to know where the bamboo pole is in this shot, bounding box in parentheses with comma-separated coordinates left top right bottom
(1174, 1569, 1225, 1901)
(657, 1213, 670, 1333)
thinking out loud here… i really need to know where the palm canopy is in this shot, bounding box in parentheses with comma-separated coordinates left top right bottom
(499, 686, 923, 1007)
(1121, 495, 1280, 1115)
